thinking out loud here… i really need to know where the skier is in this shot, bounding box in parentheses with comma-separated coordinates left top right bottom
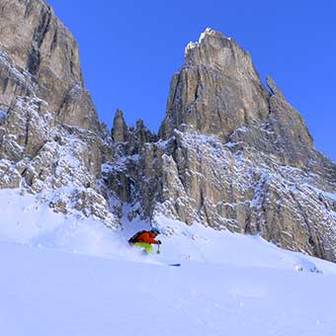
(128, 228, 162, 254)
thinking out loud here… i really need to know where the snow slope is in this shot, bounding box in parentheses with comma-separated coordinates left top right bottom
(1, 189, 336, 335)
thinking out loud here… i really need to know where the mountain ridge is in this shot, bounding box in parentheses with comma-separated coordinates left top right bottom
(108, 27, 336, 261)
(0, 0, 335, 262)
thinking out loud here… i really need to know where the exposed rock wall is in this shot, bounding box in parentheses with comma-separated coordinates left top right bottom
(0, 2, 335, 262)
(105, 28, 336, 262)
(0, 0, 99, 130)
(160, 29, 270, 141)
(0, 0, 117, 227)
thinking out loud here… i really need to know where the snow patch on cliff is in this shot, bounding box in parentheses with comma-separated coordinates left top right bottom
(185, 27, 231, 56)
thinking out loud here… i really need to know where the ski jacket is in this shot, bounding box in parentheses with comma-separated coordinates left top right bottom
(129, 231, 160, 245)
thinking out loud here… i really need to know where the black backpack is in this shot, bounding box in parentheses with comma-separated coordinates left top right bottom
(128, 230, 147, 244)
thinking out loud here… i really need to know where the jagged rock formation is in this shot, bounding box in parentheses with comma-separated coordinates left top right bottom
(0, 1, 335, 262)
(0, 0, 116, 226)
(111, 109, 129, 143)
(0, 0, 99, 131)
(160, 29, 269, 141)
(105, 28, 336, 262)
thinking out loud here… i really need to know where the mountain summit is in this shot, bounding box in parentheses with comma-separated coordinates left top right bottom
(160, 27, 313, 166)
(109, 28, 336, 261)
(0, 4, 335, 262)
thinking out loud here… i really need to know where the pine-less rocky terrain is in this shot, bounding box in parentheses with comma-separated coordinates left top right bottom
(0, 0, 336, 261)
(0, 0, 115, 227)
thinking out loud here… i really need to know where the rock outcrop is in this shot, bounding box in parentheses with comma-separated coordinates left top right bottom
(111, 109, 129, 143)
(105, 28, 336, 262)
(0, 2, 335, 263)
(0, 0, 99, 131)
(0, 0, 116, 227)
(159, 29, 269, 140)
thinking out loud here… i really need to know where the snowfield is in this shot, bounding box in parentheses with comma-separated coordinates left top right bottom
(1, 189, 336, 335)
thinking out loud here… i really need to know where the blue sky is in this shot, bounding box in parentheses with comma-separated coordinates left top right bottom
(48, 0, 335, 161)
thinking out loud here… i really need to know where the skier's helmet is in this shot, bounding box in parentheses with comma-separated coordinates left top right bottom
(151, 228, 160, 235)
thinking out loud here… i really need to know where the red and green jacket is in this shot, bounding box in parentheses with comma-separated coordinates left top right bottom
(129, 231, 160, 245)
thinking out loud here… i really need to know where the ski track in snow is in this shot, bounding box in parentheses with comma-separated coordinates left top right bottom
(0, 189, 336, 335)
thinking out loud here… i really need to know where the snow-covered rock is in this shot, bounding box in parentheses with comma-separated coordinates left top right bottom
(105, 28, 336, 261)
(0, 2, 335, 263)
(0, 0, 118, 227)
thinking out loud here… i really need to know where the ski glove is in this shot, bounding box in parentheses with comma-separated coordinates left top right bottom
(157, 240, 162, 245)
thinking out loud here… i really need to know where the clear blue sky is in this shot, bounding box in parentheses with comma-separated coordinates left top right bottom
(48, 0, 335, 161)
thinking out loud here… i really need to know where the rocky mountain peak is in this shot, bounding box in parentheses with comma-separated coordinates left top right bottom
(0, 0, 100, 131)
(143, 29, 336, 262)
(160, 28, 269, 140)
(184, 28, 226, 57)
(0, 4, 335, 264)
(0, 0, 115, 227)
(184, 27, 244, 67)
(111, 109, 129, 143)
(184, 27, 258, 82)
(159, 28, 316, 167)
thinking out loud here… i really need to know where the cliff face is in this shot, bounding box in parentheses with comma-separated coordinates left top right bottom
(159, 29, 314, 167)
(160, 29, 269, 140)
(0, 0, 99, 130)
(106, 29, 336, 262)
(0, 0, 116, 227)
(0, 1, 335, 262)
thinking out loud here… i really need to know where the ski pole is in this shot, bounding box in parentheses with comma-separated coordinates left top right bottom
(157, 243, 160, 254)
